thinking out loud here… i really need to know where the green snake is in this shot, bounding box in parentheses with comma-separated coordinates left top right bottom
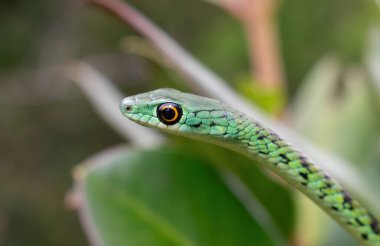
(120, 88, 380, 245)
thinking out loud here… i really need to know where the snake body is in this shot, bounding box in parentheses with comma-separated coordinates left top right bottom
(120, 88, 380, 245)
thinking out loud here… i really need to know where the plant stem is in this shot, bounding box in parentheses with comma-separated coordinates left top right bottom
(213, 0, 285, 89)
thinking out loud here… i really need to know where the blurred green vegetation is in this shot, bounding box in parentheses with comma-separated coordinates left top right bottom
(84, 147, 276, 246)
(1, 0, 379, 245)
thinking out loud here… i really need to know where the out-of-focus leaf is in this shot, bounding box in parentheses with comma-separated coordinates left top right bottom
(77, 146, 276, 246)
(236, 79, 286, 115)
(292, 56, 378, 172)
(178, 140, 295, 240)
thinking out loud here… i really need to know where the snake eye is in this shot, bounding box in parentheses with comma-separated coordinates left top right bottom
(157, 103, 182, 125)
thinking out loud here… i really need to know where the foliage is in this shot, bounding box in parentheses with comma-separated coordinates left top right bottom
(1, 0, 379, 245)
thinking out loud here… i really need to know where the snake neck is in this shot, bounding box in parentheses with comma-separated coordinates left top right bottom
(224, 112, 380, 245)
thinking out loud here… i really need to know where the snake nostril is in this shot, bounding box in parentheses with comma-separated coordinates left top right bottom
(121, 97, 136, 114)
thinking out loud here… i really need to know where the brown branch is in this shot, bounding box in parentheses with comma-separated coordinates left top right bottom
(211, 0, 285, 89)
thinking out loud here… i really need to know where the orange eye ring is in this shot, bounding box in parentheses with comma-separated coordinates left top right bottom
(157, 103, 182, 125)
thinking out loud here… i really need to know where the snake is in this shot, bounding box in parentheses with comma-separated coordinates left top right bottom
(120, 88, 380, 245)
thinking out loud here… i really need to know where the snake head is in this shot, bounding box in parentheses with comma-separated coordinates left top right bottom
(120, 88, 235, 138)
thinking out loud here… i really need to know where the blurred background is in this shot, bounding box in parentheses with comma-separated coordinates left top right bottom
(1, 0, 380, 245)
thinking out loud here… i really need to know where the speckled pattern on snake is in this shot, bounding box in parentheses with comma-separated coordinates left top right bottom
(120, 88, 380, 245)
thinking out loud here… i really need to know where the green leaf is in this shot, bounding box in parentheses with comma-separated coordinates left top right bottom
(79, 146, 276, 246)
(292, 56, 379, 164)
(180, 140, 296, 239)
(236, 79, 286, 115)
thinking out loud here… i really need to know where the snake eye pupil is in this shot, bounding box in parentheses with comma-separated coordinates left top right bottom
(157, 103, 182, 125)
(161, 107, 176, 119)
